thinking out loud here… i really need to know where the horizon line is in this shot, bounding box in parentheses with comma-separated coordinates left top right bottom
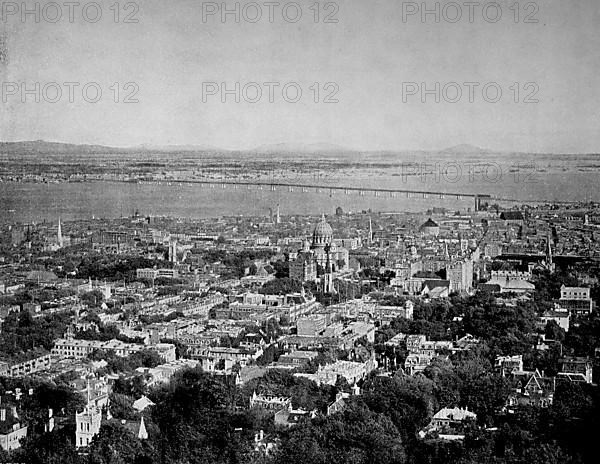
(1, 139, 598, 156)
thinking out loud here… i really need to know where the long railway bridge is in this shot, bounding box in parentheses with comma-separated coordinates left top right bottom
(131, 178, 577, 210)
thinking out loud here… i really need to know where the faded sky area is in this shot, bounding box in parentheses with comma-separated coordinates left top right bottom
(0, 0, 599, 152)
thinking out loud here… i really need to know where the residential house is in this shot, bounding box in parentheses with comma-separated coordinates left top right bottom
(505, 369, 555, 411)
(559, 357, 593, 383)
(495, 355, 524, 376)
(0, 406, 27, 451)
(419, 407, 477, 441)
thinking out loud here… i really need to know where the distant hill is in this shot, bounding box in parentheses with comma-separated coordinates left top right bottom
(133, 144, 226, 152)
(0, 140, 531, 158)
(2, 140, 353, 156)
(0, 140, 126, 154)
(0, 140, 231, 155)
(437, 144, 494, 155)
(249, 142, 352, 155)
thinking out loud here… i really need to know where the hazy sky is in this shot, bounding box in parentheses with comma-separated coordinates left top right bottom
(0, 0, 599, 152)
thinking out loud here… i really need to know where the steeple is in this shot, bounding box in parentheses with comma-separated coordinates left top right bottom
(57, 218, 63, 248)
(322, 243, 335, 294)
(138, 416, 148, 440)
(368, 217, 373, 245)
(86, 378, 91, 406)
(546, 232, 553, 266)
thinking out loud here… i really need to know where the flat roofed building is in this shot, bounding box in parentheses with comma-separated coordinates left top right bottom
(52, 338, 176, 363)
(277, 351, 318, 367)
(559, 357, 593, 383)
(560, 286, 591, 300)
(297, 314, 327, 337)
(250, 392, 292, 411)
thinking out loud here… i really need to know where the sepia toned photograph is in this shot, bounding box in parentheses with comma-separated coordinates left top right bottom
(0, 1, 599, 463)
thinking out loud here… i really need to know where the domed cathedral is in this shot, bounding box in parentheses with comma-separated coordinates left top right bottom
(310, 214, 349, 272)
(311, 214, 334, 247)
(289, 214, 349, 283)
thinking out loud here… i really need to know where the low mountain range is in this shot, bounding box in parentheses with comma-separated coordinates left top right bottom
(0, 140, 528, 157)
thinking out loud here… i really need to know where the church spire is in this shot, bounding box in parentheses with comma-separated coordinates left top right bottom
(138, 416, 148, 440)
(57, 217, 63, 248)
(86, 378, 91, 407)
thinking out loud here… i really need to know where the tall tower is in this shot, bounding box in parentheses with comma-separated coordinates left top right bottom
(75, 381, 102, 448)
(276, 204, 281, 224)
(75, 404, 101, 448)
(546, 232, 553, 267)
(169, 240, 178, 264)
(57, 218, 63, 248)
(368, 217, 373, 246)
(322, 243, 335, 294)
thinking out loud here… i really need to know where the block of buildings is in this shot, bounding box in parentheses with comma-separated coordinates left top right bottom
(52, 338, 176, 363)
(1, 350, 52, 377)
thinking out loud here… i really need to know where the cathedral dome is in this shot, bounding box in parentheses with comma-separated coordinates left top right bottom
(312, 214, 333, 247)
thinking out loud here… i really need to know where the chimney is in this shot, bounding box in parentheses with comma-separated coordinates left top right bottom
(0, 409, 6, 421)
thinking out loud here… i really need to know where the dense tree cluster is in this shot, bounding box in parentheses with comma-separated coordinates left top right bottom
(87, 348, 163, 374)
(275, 402, 407, 464)
(193, 249, 276, 279)
(0, 285, 76, 309)
(0, 311, 71, 360)
(76, 254, 159, 281)
(260, 278, 303, 295)
(1, 352, 599, 464)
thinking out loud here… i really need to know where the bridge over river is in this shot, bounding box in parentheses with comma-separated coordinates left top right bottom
(134, 178, 579, 211)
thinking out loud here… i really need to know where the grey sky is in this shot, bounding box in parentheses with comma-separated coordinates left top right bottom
(0, 0, 599, 152)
